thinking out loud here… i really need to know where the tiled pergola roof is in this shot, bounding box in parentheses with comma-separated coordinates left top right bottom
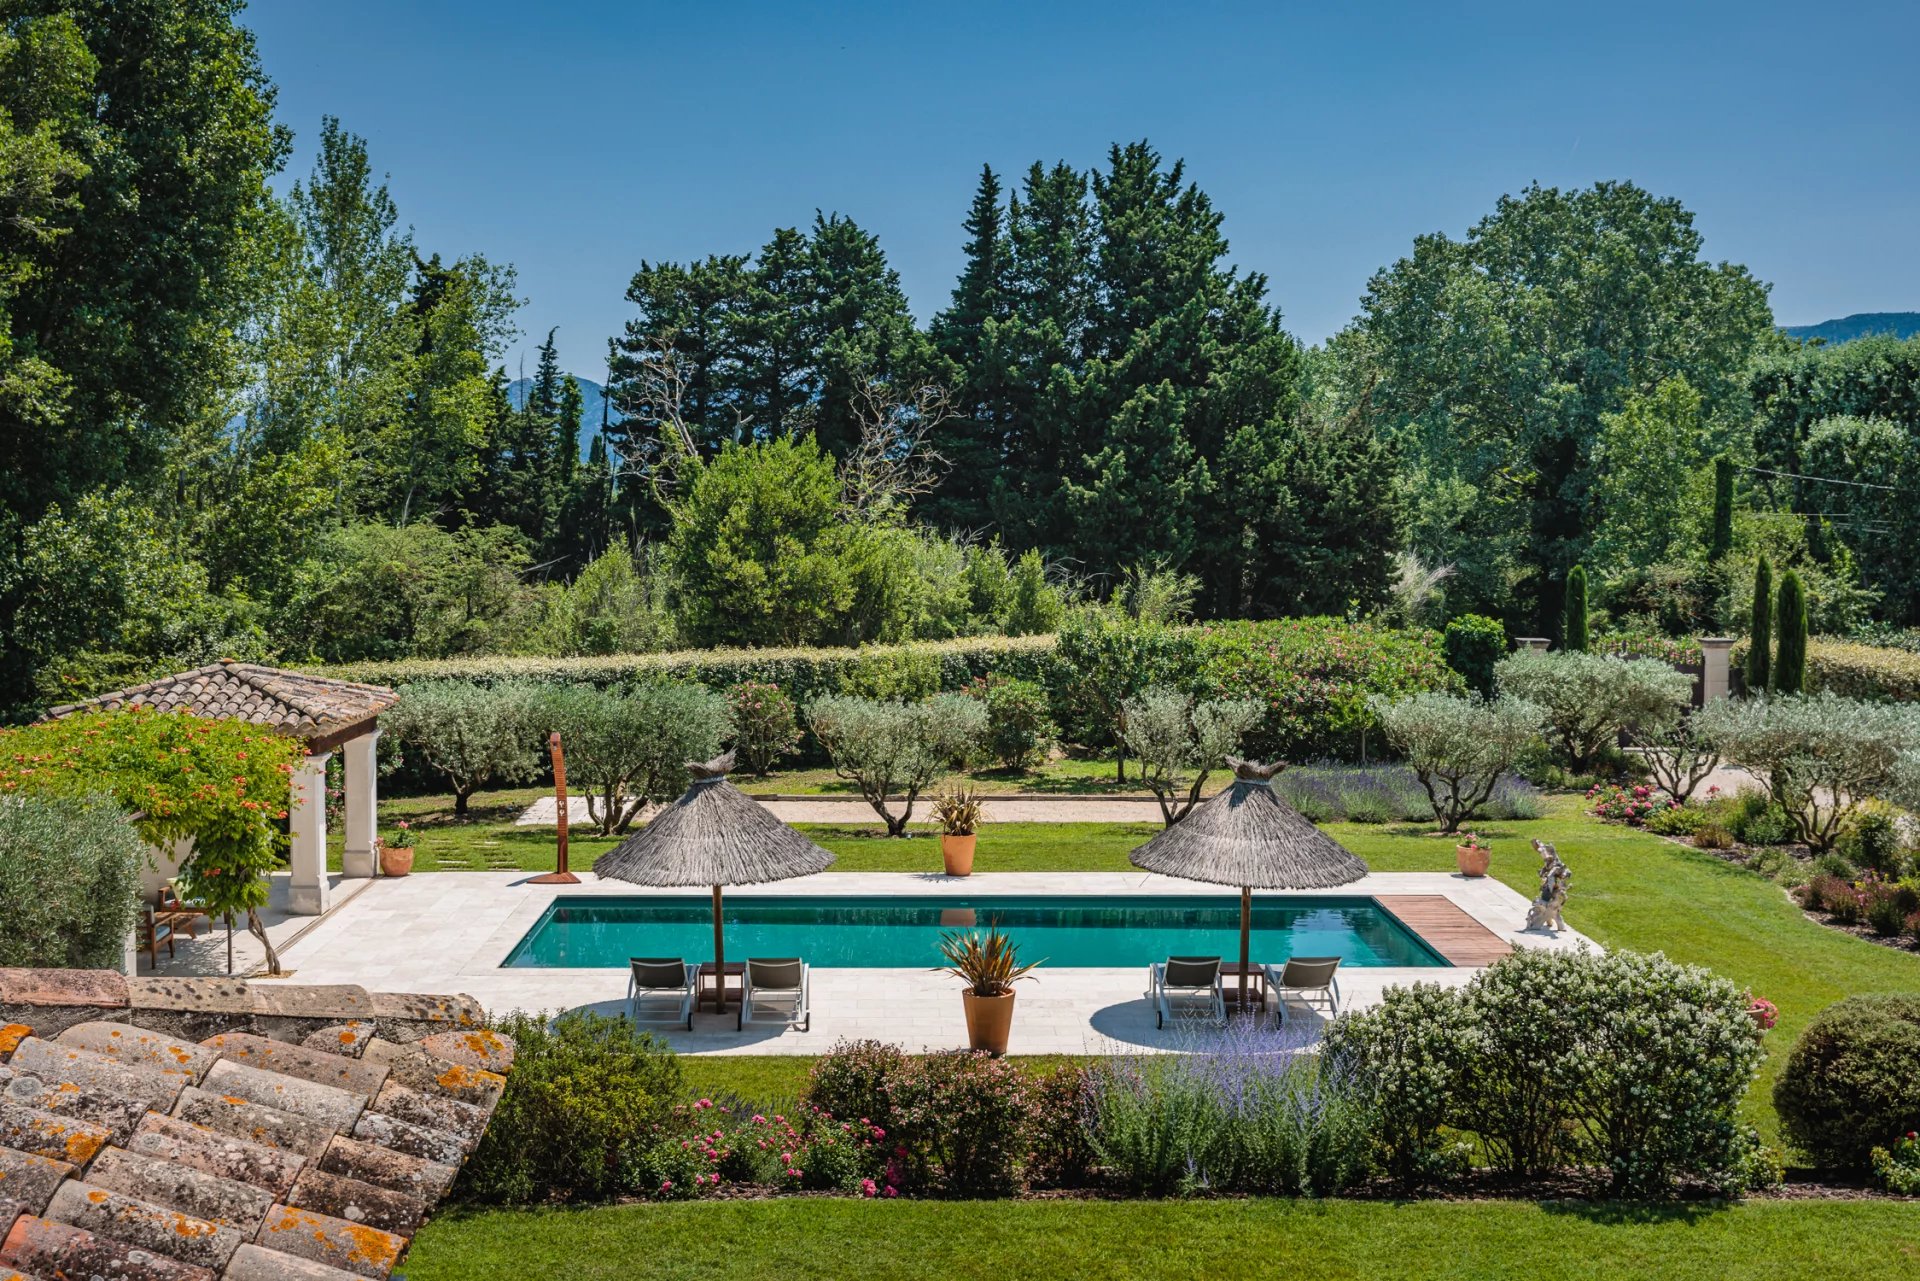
(47, 660, 398, 753)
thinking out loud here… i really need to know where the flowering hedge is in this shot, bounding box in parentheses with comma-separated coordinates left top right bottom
(0, 708, 306, 965)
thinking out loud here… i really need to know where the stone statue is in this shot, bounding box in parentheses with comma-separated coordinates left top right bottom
(1524, 839, 1569, 933)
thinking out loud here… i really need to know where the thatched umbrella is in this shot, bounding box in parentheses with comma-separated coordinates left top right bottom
(593, 751, 835, 1014)
(1129, 757, 1367, 1011)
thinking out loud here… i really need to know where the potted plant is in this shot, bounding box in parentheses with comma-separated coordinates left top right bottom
(379, 820, 416, 877)
(1455, 831, 1491, 878)
(936, 927, 1041, 1056)
(929, 786, 986, 876)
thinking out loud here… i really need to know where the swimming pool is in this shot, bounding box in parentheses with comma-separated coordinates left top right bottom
(501, 894, 1449, 969)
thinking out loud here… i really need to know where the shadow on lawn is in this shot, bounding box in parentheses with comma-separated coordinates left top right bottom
(1537, 1199, 1729, 1226)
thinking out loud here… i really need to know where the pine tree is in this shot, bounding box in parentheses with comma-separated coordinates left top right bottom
(735, 227, 816, 437)
(1747, 557, 1773, 692)
(1773, 569, 1808, 694)
(1563, 565, 1590, 651)
(806, 212, 923, 459)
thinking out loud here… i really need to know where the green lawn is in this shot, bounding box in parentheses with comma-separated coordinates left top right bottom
(404, 1198, 1920, 1281)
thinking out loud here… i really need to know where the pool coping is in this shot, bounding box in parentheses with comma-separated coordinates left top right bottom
(274, 870, 1592, 1056)
(497, 888, 1458, 971)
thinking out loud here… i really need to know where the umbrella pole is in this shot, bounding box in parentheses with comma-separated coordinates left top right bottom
(711, 884, 726, 1015)
(1238, 886, 1252, 1012)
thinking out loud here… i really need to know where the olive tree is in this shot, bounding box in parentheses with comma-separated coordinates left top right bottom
(808, 694, 987, 836)
(1371, 692, 1543, 833)
(533, 683, 727, 835)
(385, 680, 541, 815)
(1117, 687, 1260, 826)
(1495, 650, 1693, 773)
(0, 795, 143, 969)
(1694, 693, 1920, 852)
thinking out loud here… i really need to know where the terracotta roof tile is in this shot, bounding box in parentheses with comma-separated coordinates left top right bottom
(45, 662, 397, 743)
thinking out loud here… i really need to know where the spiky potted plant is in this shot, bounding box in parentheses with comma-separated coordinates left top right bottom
(930, 786, 987, 876)
(936, 926, 1041, 1056)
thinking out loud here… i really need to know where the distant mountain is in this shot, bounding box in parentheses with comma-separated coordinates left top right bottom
(506, 375, 623, 460)
(1780, 312, 1920, 344)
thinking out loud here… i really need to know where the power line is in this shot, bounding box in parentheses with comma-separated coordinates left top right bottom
(1739, 464, 1896, 492)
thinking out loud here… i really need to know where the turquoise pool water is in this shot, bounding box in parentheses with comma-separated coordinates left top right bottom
(502, 894, 1448, 969)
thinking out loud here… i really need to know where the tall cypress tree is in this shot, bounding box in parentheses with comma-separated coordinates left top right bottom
(1709, 455, 1734, 563)
(1746, 557, 1773, 693)
(735, 226, 816, 437)
(1563, 564, 1590, 651)
(1773, 570, 1808, 694)
(927, 165, 1014, 528)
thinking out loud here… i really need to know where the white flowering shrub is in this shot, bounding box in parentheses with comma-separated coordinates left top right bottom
(1694, 692, 1920, 852)
(1369, 691, 1543, 832)
(1494, 650, 1693, 772)
(1321, 983, 1476, 1186)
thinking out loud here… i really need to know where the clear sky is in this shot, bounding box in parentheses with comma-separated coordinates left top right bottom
(244, 0, 1920, 376)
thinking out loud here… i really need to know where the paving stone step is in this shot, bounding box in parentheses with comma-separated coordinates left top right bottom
(8, 1037, 190, 1115)
(129, 1114, 307, 1200)
(44, 1180, 243, 1271)
(0, 1147, 74, 1217)
(0, 1100, 111, 1168)
(315, 1137, 455, 1204)
(88, 1145, 276, 1235)
(201, 1061, 367, 1133)
(172, 1089, 336, 1160)
(201, 1034, 389, 1099)
(253, 1203, 406, 1280)
(284, 1166, 425, 1237)
(0, 1212, 216, 1281)
(224, 1241, 371, 1281)
(57, 1023, 219, 1083)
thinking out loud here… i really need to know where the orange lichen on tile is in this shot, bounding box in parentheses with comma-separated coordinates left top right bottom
(86, 1188, 108, 1203)
(0, 1024, 32, 1057)
(341, 1221, 402, 1267)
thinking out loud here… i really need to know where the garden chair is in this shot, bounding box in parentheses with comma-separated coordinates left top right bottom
(157, 879, 209, 941)
(737, 957, 810, 1032)
(141, 907, 177, 969)
(1264, 956, 1342, 1027)
(1148, 956, 1226, 1028)
(627, 958, 696, 1030)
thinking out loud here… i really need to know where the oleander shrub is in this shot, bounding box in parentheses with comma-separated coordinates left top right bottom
(968, 675, 1056, 771)
(0, 794, 143, 970)
(725, 681, 803, 776)
(1774, 995, 1920, 1169)
(1494, 650, 1694, 773)
(460, 1011, 683, 1204)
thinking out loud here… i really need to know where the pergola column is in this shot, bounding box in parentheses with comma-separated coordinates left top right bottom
(1700, 637, 1734, 702)
(288, 752, 332, 915)
(341, 729, 381, 879)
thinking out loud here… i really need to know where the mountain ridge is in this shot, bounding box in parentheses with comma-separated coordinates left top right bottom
(1780, 312, 1920, 344)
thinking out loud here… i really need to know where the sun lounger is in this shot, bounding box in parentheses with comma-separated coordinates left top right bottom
(1148, 956, 1226, 1028)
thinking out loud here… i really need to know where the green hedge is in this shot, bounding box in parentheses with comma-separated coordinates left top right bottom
(1729, 638, 1920, 702)
(319, 634, 1059, 705)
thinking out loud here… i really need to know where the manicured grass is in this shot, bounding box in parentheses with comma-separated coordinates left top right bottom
(404, 1198, 1920, 1281)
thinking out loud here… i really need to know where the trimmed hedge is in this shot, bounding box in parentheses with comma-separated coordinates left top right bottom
(1730, 638, 1920, 703)
(319, 634, 1058, 704)
(1773, 994, 1920, 1170)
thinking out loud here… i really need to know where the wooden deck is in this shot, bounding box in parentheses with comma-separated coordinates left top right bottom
(1374, 895, 1514, 966)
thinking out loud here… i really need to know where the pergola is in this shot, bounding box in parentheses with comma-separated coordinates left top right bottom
(48, 659, 400, 915)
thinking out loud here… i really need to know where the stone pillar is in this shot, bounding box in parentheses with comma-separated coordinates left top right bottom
(1700, 637, 1734, 703)
(341, 729, 381, 879)
(288, 753, 331, 916)
(1515, 637, 1551, 652)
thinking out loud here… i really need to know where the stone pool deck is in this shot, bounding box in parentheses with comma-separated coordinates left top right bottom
(267, 872, 1592, 1056)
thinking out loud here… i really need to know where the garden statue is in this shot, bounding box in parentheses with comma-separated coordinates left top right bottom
(1524, 839, 1569, 933)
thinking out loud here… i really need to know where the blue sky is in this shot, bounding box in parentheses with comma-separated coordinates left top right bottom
(245, 1, 1920, 376)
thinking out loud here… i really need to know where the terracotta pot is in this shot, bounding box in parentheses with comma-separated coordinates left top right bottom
(380, 844, 415, 877)
(941, 833, 977, 877)
(1455, 844, 1490, 877)
(961, 989, 1016, 1055)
